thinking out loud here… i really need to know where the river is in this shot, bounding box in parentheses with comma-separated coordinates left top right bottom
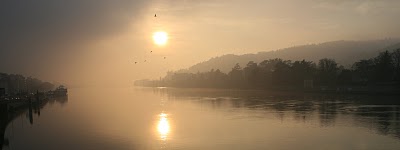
(2, 87, 400, 150)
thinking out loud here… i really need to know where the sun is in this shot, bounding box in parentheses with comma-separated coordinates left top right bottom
(153, 31, 168, 46)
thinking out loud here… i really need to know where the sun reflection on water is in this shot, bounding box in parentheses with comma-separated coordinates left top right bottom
(157, 113, 170, 140)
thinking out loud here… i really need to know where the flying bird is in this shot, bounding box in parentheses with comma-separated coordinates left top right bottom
(150, 51, 153, 53)
(135, 62, 137, 64)
(164, 57, 166, 59)
(154, 14, 157, 17)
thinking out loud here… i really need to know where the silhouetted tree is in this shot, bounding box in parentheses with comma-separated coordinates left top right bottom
(317, 58, 338, 87)
(353, 59, 375, 84)
(228, 63, 244, 87)
(272, 60, 292, 85)
(243, 61, 258, 86)
(337, 66, 353, 86)
(0, 73, 55, 96)
(258, 59, 283, 87)
(138, 51, 400, 90)
(392, 49, 400, 82)
(291, 60, 316, 86)
(374, 51, 394, 83)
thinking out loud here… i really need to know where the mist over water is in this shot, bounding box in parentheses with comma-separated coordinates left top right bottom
(3, 88, 400, 150)
(1, 1, 400, 150)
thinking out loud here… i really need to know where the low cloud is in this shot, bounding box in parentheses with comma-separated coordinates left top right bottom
(0, 0, 152, 78)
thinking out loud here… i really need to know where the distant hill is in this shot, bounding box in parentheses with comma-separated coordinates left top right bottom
(183, 39, 400, 73)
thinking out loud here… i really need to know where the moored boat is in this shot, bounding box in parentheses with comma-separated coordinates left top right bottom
(54, 85, 68, 96)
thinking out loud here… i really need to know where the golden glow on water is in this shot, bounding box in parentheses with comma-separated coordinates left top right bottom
(157, 113, 170, 140)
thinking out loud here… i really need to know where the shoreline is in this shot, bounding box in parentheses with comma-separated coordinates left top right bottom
(135, 85, 400, 96)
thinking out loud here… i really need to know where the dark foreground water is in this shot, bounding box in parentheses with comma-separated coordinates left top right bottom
(2, 87, 400, 150)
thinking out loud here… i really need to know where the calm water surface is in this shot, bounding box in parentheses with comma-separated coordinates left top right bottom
(3, 87, 400, 150)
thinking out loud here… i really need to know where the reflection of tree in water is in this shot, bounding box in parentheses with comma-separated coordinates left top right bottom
(353, 105, 400, 138)
(293, 101, 315, 123)
(0, 96, 68, 150)
(153, 88, 400, 140)
(316, 95, 340, 127)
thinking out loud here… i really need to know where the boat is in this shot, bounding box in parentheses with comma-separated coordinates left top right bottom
(54, 85, 68, 96)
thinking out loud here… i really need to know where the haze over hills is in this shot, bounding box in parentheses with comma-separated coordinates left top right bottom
(182, 39, 400, 73)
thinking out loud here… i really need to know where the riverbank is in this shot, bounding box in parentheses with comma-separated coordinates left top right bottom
(135, 85, 400, 95)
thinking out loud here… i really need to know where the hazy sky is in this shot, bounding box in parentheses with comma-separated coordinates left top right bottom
(1, 0, 399, 86)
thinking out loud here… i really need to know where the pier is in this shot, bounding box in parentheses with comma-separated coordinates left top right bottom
(0, 92, 51, 149)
